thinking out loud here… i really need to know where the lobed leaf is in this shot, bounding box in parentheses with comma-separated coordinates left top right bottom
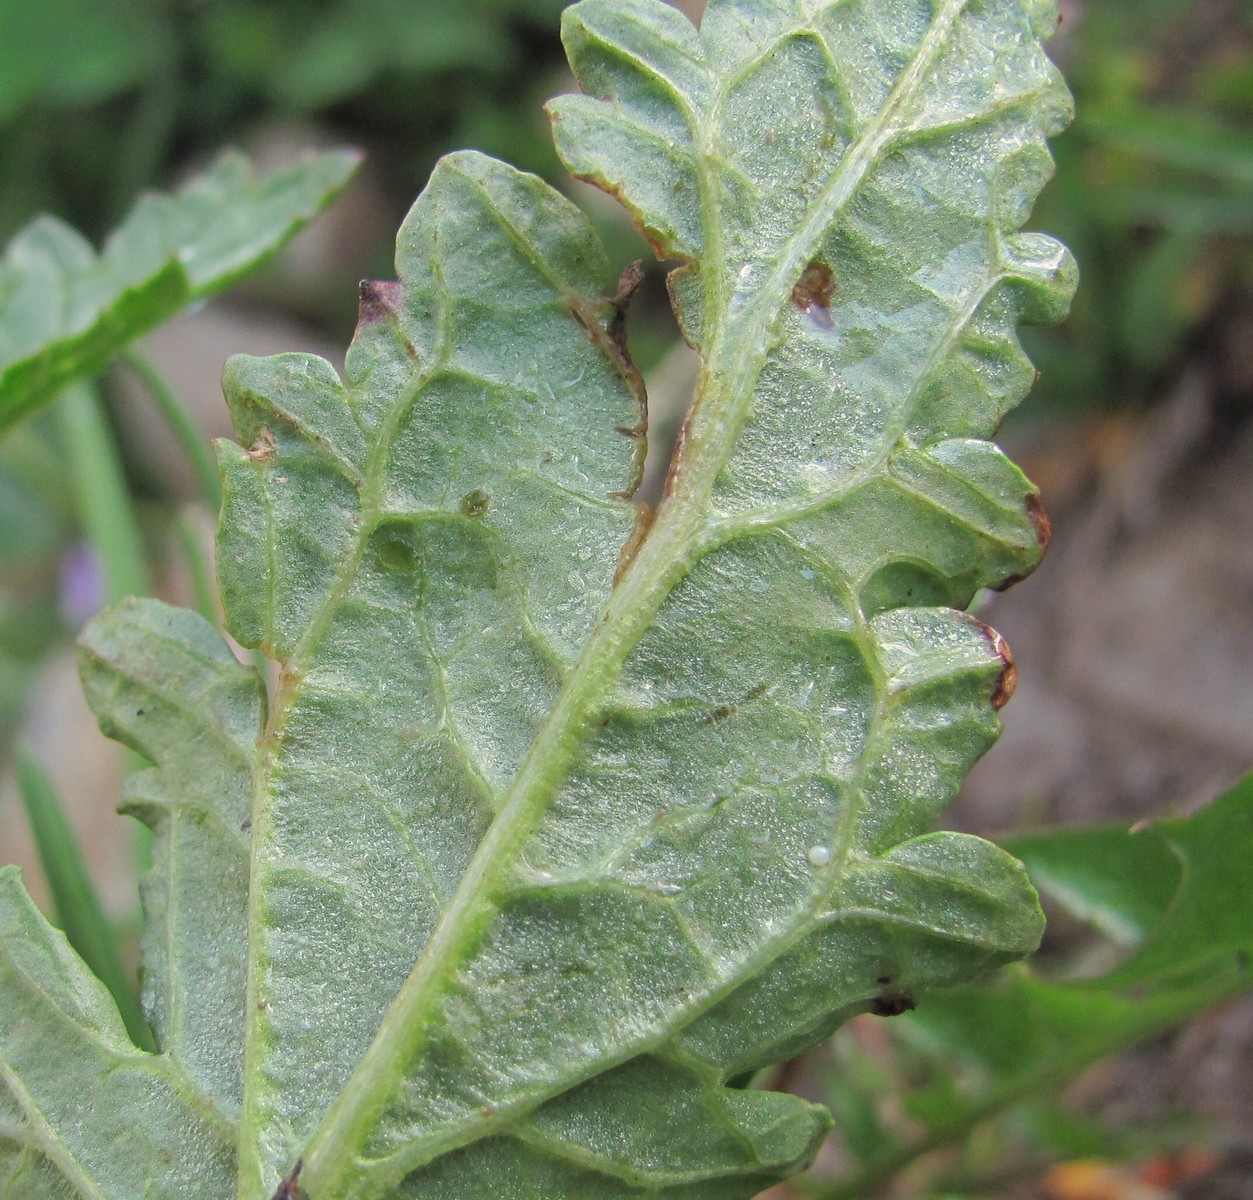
(0, 148, 360, 432)
(77, 598, 268, 1117)
(22, 1, 1076, 1197)
(0, 867, 235, 1197)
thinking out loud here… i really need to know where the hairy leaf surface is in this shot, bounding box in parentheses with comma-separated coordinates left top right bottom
(0, 148, 359, 432)
(9, 2, 1074, 1198)
(0, 864, 236, 1196)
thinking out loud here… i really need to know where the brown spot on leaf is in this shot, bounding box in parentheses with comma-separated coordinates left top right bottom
(613, 500, 655, 586)
(270, 1159, 304, 1200)
(1026, 490, 1051, 554)
(666, 264, 702, 349)
(661, 420, 690, 501)
(606, 260, 649, 459)
(358, 279, 403, 324)
(792, 260, 836, 330)
(566, 260, 649, 501)
(870, 990, 916, 1017)
(993, 491, 1052, 591)
(965, 616, 1018, 709)
(246, 428, 277, 463)
(459, 489, 490, 518)
(610, 261, 645, 350)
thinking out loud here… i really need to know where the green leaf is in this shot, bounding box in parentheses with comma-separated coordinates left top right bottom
(1082, 108, 1253, 187)
(0, 418, 70, 739)
(0, 148, 360, 433)
(77, 597, 267, 1116)
(50, 1, 1071, 1196)
(0, 865, 236, 1197)
(56, 382, 149, 603)
(814, 777, 1253, 1197)
(199, 0, 568, 111)
(1003, 820, 1183, 948)
(1009, 774, 1253, 986)
(0, 0, 162, 122)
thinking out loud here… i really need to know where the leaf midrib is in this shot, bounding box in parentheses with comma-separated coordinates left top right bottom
(288, 5, 969, 1196)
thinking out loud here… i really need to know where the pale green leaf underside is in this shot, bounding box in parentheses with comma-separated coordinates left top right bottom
(0, 148, 360, 432)
(0, 867, 234, 1198)
(6, 1, 1074, 1198)
(79, 598, 267, 1119)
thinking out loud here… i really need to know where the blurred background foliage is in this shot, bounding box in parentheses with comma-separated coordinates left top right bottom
(0, 0, 568, 245)
(0, 1, 1251, 1196)
(1026, 0, 1253, 421)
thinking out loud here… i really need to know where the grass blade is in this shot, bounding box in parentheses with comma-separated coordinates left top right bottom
(14, 743, 153, 1049)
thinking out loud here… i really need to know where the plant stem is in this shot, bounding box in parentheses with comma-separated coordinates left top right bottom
(122, 351, 223, 510)
(15, 744, 155, 1050)
(171, 508, 219, 624)
(56, 382, 149, 603)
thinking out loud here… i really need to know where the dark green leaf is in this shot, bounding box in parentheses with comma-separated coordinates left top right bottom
(0, 149, 360, 432)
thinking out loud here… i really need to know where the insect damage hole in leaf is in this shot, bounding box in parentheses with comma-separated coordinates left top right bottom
(9, 2, 1076, 1200)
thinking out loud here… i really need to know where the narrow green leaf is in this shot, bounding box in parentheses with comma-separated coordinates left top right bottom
(1015, 774, 1253, 987)
(56, 382, 149, 604)
(1118, 784, 1253, 977)
(0, 0, 162, 122)
(1004, 821, 1182, 947)
(122, 351, 224, 510)
(0, 148, 360, 432)
(1082, 108, 1253, 186)
(68, 2, 1075, 1197)
(1094, 182, 1253, 233)
(172, 508, 222, 625)
(13, 744, 151, 1049)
